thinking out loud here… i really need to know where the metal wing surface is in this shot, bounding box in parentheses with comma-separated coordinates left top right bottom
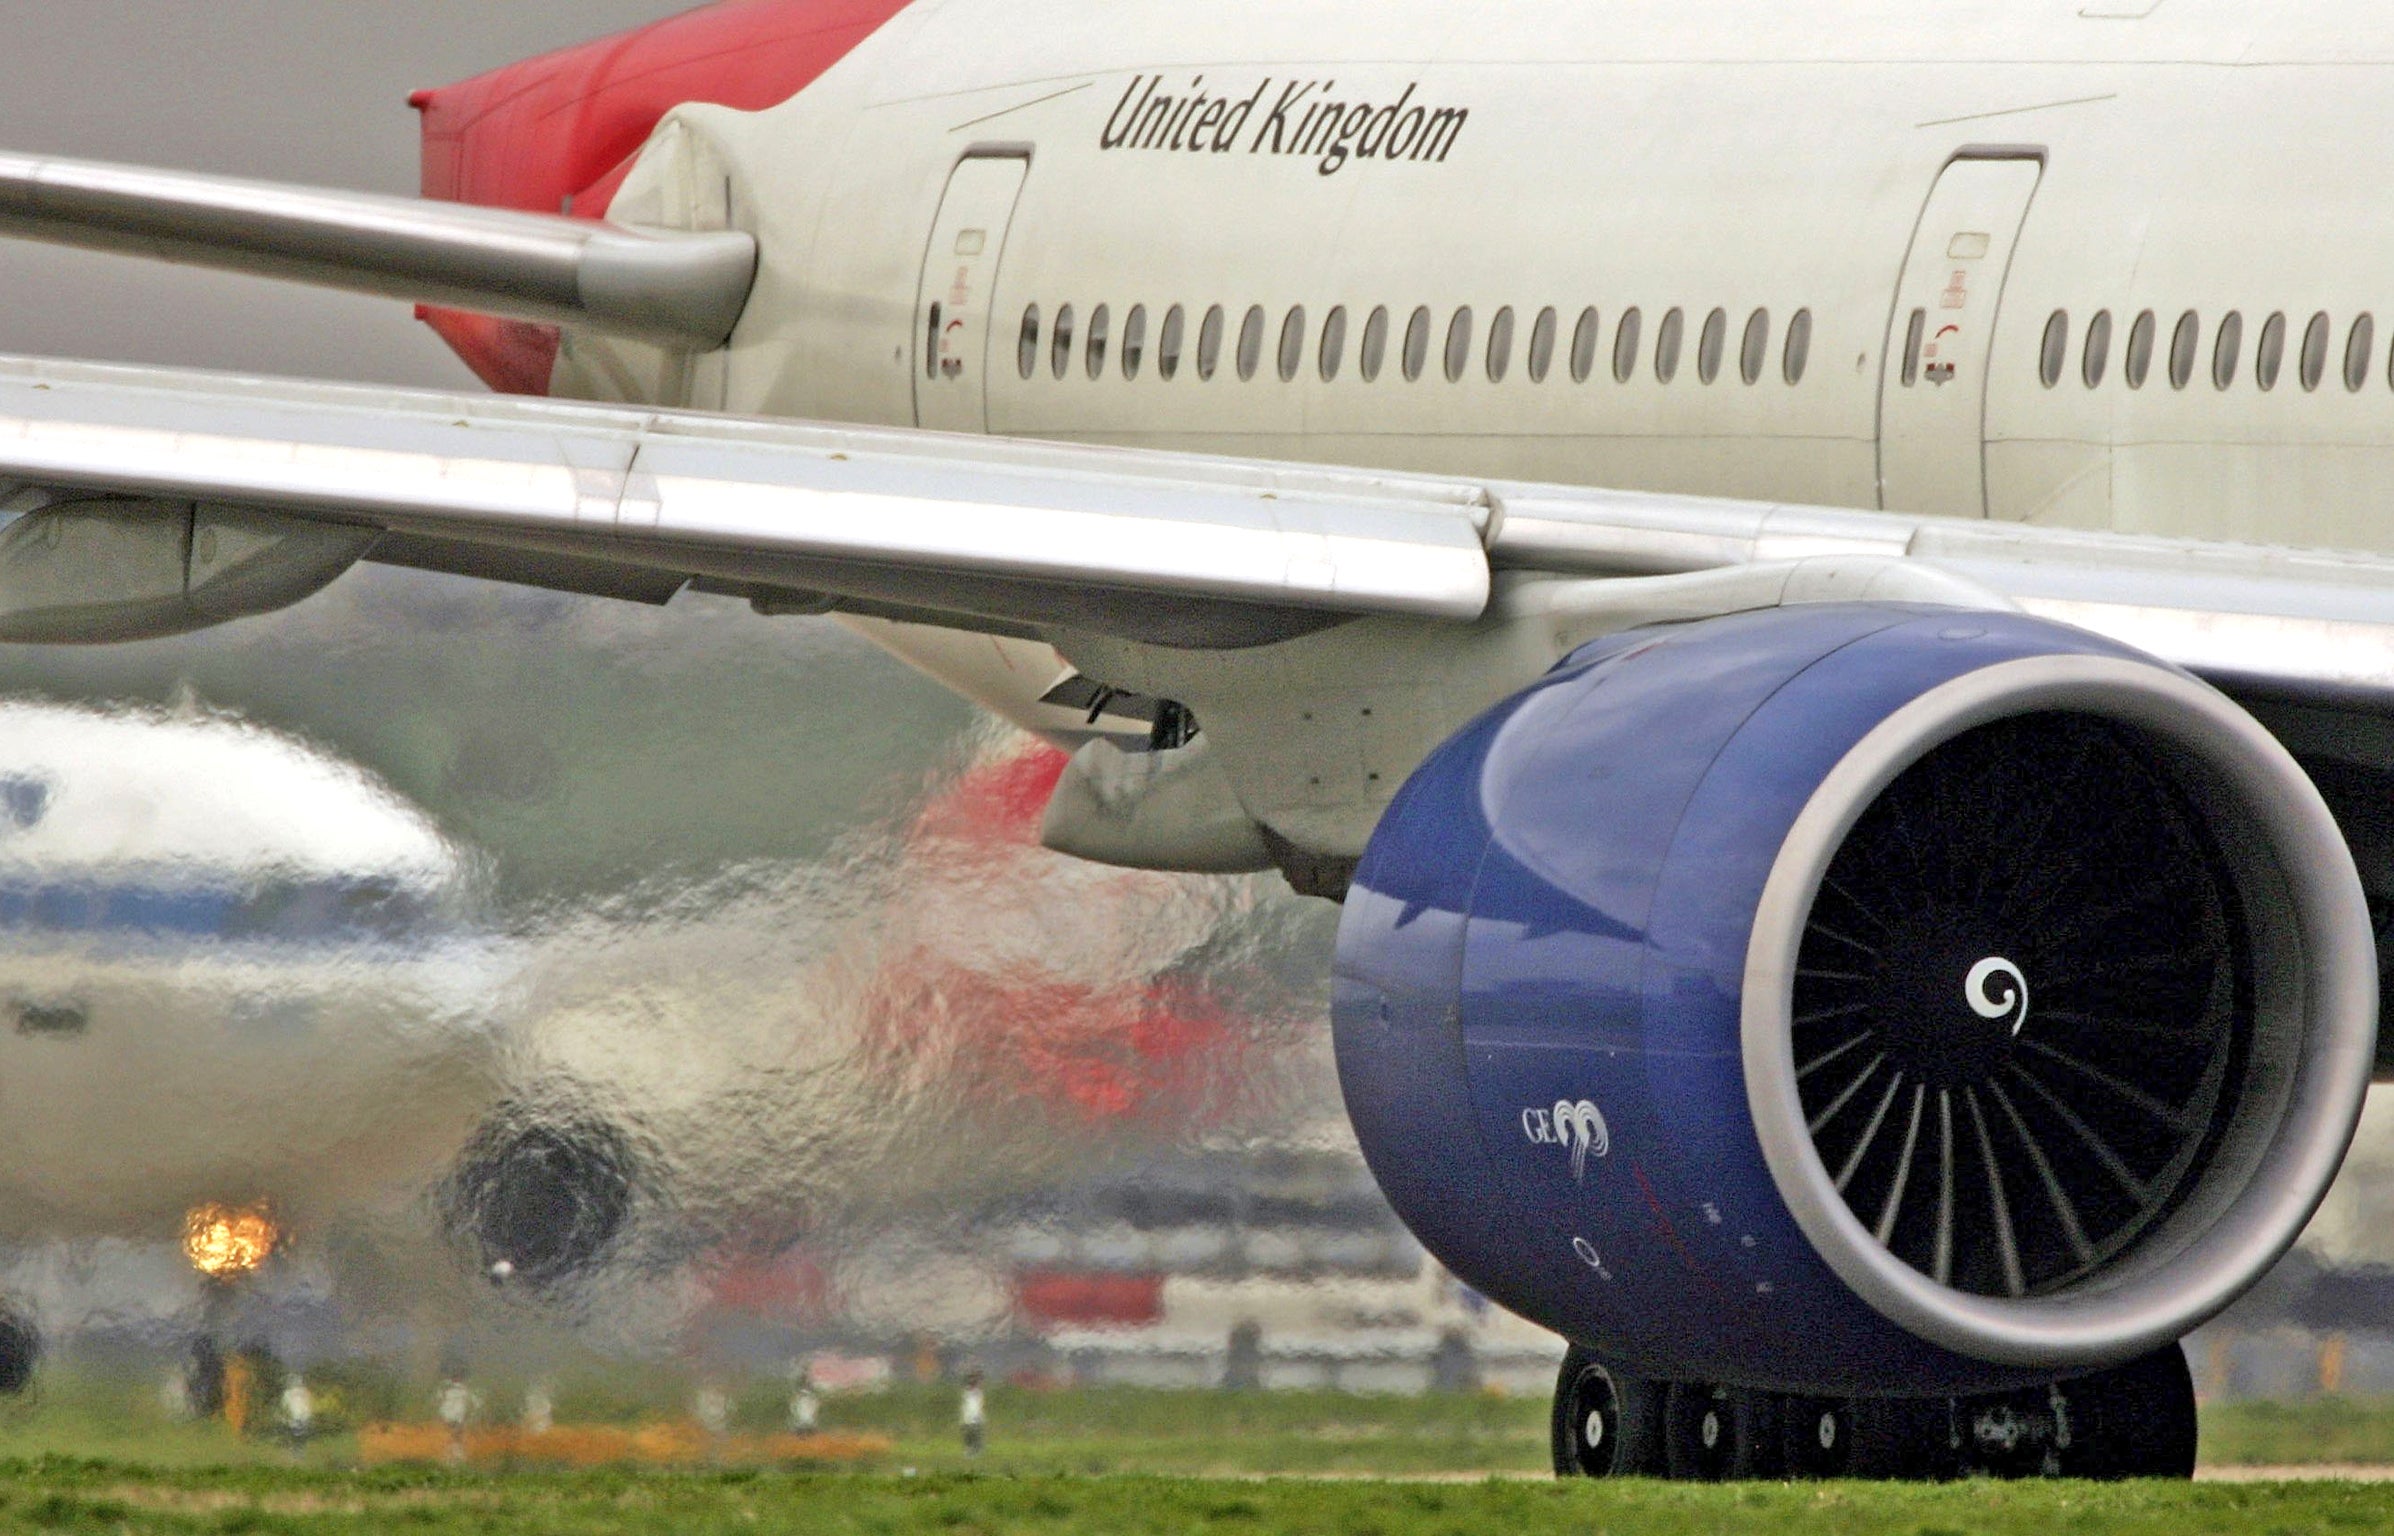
(5, 352, 2394, 708)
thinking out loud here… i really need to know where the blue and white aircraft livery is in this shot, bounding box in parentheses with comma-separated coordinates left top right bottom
(8, 0, 2394, 1478)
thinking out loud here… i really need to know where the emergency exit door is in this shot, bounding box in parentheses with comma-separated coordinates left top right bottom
(1878, 154, 2044, 517)
(913, 153, 1030, 433)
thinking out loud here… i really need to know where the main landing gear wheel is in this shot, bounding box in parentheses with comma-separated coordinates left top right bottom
(1954, 1342, 2198, 1480)
(1663, 1382, 1784, 1481)
(1550, 1347, 1665, 1477)
(1550, 1343, 2194, 1481)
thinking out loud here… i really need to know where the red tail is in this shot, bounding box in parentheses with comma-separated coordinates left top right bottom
(410, 0, 913, 393)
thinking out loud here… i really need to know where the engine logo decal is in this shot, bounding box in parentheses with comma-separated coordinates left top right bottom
(1965, 956, 2030, 1037)
(1522, 1099, 1610, 1179)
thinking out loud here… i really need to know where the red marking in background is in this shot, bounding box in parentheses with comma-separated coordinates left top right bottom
(909, 745, 1071, 848)
(1015, 1270, 1166, 1330)
(410, 0, 916, 392)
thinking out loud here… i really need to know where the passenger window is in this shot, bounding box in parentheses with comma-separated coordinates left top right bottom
(2082, 310, 2113, 388)
(2167, 310, 2198, 390)
(1487, 306, 1516, 383)
(924, 302, 943, 380)
(1444, 307, 1475, 383)
(2039, 310, 2067, 389)
(2124, 310, 2156, 389)
(1528, 307, 1559, 383)
(1123, 304, 1148, 379)
(1159, 304, 1186, 380)
(1361, 305, 1390, 381)
(1900, 308, 1925, 388)
(1197, 304, 1225, 380)
(1052, 303, 1076, 380)
(1319, 305, 1348, 382)
(1403, 306, 1432, 381)
(2300, 312, 2329, 391)
(2347, 314, 2376, 392)
(1613, 308, 1643, 383)
(1236, 305, 1266, 382)
(1656, 307, 1685, 383)
(2254, 312, 2284, 391)
(1278, 306, 1306, 382)
(1572, 307, 1601, 383)
(2211, 311, 2243, 390)
(1740, 309, 1769, 385)
(1696, 307, 1727, 384)
(1017, 304, 1041, 381)
(1086, 304, 1111, 380)
(1783, 308, 1812, 384)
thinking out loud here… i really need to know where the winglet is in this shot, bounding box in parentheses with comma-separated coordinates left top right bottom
(0, 152, 756, 350)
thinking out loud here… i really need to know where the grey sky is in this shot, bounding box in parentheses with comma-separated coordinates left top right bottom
(0, 1, 695, 387)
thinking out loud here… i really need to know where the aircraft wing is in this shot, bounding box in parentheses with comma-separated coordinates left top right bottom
(4, 352, 2394, 708)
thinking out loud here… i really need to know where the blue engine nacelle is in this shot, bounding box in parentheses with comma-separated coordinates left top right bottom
(1334, 605, 2378, 1395)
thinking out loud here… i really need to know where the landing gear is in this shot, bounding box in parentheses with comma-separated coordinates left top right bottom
(1663, 1381, 1782, 1480)
(1549, 1346, 1665, 1477)
(1550, 1343, 2196, 1482)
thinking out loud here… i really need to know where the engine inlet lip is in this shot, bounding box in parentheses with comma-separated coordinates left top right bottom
(1743, 653, 2377, 1369)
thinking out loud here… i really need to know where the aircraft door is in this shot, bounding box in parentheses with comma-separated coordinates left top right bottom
(1878, 153, 2044, 517)
(913, 152, 1030, 433)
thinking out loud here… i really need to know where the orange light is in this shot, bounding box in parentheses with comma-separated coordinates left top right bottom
(182, 1203, 278, 1278)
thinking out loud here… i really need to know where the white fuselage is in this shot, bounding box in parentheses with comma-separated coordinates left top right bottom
(563, 0, 2394, 738)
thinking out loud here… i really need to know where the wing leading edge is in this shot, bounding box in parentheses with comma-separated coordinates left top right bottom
(3, 352, 2394, 707)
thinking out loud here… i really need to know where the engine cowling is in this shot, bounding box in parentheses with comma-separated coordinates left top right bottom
(1332, 604, 2376, 1394)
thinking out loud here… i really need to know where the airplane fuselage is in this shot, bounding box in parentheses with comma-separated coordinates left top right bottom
(572, 1, 2394, 559)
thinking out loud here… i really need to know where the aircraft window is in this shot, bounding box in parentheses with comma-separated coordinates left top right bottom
(1086, 304, 1110, 380)
(1900, 308, 1925, 388)
(1319, 305, 1348, 382)
(1656, 307, 1685, 383)
(1784, 308, 1813, 384)
(1740, 309, 1769, 385)
(1697, 307, 1727, 384)
(2167, 310, 2198, 390)
(1403, 305, 1432, 381)
(2300, 312, 2329, 391)
(1361, 305, 1390, 381)
(1198, 304, 1225, 379)
(2083, 309, 2113, 388)
(1052, 303, 1076, 380)
(2347, 314, 2376, 392)
(2039, 310, 2068, 389)
(1572, 307, 1601, 383)
(1278, 306, 1306, 382)
(1017, 304, 1041, 380)
(1159, 304, 1186, 380)
(1487, 306, 1516, 382)
(2253, 312, 2284, 391)
(1123, 304, 1148, 379)
(1613, 307, 1643, 383)
(2212, 311, 2243, 390)
(1528, 307, 1558, 382)
(1444, 307, 1475, 383)
(924, 302, 943, 380)
(1236, 305, 1266, 381)
(2125, 309, 2156, 389)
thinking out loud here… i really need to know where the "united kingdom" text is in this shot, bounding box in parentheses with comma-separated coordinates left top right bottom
(1099, 76, 1468, 177)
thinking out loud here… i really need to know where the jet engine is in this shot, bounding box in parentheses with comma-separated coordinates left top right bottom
(1333, 605, 2377, 1396)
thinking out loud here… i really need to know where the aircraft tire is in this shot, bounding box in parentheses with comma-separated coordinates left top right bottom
(1549, 1347, 1666, 1478)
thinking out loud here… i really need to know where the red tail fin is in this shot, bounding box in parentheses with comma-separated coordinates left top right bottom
(411, 0, 912, 393)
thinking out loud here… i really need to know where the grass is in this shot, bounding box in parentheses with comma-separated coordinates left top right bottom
(6, 1380, 2394, 1532)
(0, 1463, 2385, 1535)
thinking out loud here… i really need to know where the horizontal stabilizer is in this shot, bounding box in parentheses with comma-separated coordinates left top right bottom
(0, 152, 755, 349)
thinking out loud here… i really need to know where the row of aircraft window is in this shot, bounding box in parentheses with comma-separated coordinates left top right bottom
(1003, 301, 1818, 388)
(2028, 307, 2394, 394)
